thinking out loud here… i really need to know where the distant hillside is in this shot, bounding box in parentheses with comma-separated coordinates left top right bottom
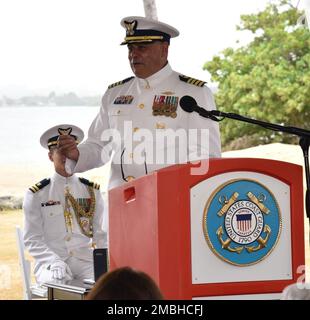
(0, 91, 101, 106)
(0, 85, 219, 107)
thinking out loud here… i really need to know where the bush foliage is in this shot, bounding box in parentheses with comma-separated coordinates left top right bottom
(204, 0, 310, 150)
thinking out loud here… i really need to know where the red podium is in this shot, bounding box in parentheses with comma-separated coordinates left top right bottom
(108, 158, 305, 299)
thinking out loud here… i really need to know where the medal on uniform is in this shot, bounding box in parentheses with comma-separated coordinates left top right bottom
(65, 188, 95, 238)
(113, 95, 134, 104)
(76, 198, 91, 212)
(41, 200, 61, 207)
(152, 95, 179, 118)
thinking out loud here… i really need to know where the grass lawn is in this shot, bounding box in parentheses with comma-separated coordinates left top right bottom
(0, 209, 309, 300)
(0, 209, 24, 299)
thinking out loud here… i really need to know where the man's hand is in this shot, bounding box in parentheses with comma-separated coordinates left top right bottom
(50, 260, 73, 280)
(57, 135, 80, 161)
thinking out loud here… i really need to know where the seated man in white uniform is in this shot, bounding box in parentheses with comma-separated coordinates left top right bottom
(23, 124, 107, 284)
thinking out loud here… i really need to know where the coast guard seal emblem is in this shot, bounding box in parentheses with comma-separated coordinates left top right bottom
(203, 179, 282, 266)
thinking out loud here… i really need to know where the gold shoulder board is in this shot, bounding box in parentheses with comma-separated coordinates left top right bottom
(108, 76, 134, 89)
(179, 75, 206, 87)
(29, 178, 50, 193)
(79, 177, 100, 190)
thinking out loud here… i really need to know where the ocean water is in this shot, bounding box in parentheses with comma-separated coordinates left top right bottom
(0, 106, 100, 164)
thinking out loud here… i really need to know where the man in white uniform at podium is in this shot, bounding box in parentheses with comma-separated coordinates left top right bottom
(58, 16, 221, 190)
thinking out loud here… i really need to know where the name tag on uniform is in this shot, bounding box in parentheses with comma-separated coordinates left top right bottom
(113, 95, 134, 104)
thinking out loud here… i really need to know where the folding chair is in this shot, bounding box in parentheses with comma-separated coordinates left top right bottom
(15, 226, 47, 300)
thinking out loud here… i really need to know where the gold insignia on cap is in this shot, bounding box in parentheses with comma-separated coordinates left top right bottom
(124, 20, 137, 36)
(58, 127, 72, 135)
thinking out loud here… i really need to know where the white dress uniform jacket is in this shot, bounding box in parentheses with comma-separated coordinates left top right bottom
(67, 63, 221, 190)
(23, 173, 107, 277)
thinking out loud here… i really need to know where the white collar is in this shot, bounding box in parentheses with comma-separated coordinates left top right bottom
(52, 172, 77, 184)
(137, 63, 173, 88)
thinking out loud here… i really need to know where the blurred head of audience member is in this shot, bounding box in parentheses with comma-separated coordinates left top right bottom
(281, 282, 310, 300)
(86, 266, 164, 300)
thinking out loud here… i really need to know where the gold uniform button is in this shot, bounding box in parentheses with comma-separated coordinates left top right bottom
(156, 122, 166, 129)
(133, 127, 139, 133)
(138, 103, 145, 109)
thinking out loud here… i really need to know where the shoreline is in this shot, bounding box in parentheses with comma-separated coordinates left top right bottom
(0, 163, 110, 198)
(0, 142, 305, 198)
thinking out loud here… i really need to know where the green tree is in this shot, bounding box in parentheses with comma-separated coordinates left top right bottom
(204, 0, 310, 150)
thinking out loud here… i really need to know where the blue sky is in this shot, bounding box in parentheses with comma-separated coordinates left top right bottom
(0, 0, 304, 97)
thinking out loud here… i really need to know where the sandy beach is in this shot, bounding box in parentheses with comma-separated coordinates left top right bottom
(222, 142, 305, 167)
(0, 163, 110, 198)
(0, 142, 306, 197)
